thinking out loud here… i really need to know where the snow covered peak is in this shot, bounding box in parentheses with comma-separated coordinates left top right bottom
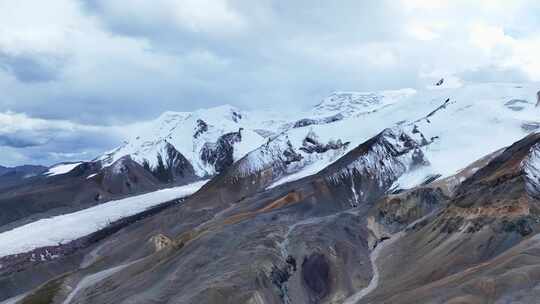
(150, 105, 245, 138)
(98, 104, 271, 179)
(313, 89, 416, 117)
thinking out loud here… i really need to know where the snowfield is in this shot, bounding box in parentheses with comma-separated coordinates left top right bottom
(0, 180, 207, 258)
(44, 162, 82, 176)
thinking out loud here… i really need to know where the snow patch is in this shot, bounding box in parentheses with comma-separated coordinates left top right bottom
(0, 180, 207, 257)
(44, 163, 81, 176)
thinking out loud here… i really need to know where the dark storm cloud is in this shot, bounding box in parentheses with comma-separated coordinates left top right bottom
(0, 52, 64, 83)
(0, 134, 45, 148)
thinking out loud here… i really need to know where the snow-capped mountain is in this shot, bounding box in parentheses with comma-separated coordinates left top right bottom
(97, 105, 283, 182)
(94, 83, 540, 193)
(223, 83, 540, 194)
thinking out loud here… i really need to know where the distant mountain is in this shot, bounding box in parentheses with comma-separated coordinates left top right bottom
(0, 164, 47, 177)
(0, 165, 9, 175)
(0, 164, 47, 190)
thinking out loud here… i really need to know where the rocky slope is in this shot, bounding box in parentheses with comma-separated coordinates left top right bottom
(358, 132, 540, 304)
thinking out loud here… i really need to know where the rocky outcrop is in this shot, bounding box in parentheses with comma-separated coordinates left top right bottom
(194, 119, 209, 138)
(293, 113, 344, 128)
(302, 253, 331, 302)
(299, 131, 349, 154)
(372, 187, 446, 234)
(150, 233, 173, 251)
(231, 111, 243, 123)
(102, 156, 162, 194)
(142, 142, 197, 184)
(322, 128, 429, 207)
(200, 129, 243, 173)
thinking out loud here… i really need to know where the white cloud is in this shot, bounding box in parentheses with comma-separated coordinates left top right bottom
(2, 0, 540, 165)
(87, 0, 246, 36)
(0, 111, 99, 135)
(0, 111, 122, 165)
(406, 24, 440, 41)
(468, 23, 540, 80)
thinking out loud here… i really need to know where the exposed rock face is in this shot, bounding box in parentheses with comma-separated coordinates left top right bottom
(101, 156, 162, 194)
(322, 128, 429, 207)
(282, 140, 303, 165)
(435, 78, 444, 86)
(522, 142, 540, 198)
(194, 119, 209, 138)
(231, 111, 243, 122)
(372, 187, 446, 234)
(142, 142, 196, 184)
(200, 129, 243, 173)
(293, 113, 344, 128)
(302, 253, 331, 302)
(150, 233, 173, 251)
(299, 131, 349, 154)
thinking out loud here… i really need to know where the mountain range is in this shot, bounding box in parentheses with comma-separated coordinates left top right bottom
(1, 82, 540, 303)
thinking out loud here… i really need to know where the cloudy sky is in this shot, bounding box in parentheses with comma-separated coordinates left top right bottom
(1, 0, 540, 166)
